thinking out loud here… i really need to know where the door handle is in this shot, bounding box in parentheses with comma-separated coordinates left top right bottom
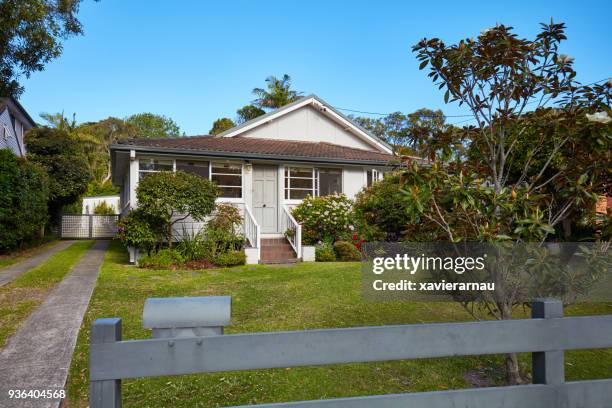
(262, 204, 266, 208)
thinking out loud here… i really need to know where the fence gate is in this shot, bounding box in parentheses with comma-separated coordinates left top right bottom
(61, 214, 119, 239)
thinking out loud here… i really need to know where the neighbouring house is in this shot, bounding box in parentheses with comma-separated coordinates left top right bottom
(0, 97, 36, 157)
(82, 195, 121, 214)
(110, 94, 422, 264)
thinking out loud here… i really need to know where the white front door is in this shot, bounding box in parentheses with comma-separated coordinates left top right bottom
(252, 165, 278, 233)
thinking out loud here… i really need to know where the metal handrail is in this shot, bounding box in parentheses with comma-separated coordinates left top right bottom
(282, 205, 302, 259)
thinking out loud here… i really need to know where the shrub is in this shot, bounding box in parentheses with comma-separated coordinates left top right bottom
(214, 250, 246, 267)
(138, 248, 185, 269)
(333, 241, 362, 261)
(201, 204, 246, 260)
(0, 149, 49, 250)
(117, 209, 161, 251)
(93, 201, 115, 215)
(353, 172, 410, 241)
(292, 194, 353, 245)
(315, 243, 336, 262)
(176, 230, 207, 262)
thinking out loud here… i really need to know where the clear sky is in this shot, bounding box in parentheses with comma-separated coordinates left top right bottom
(19, 0, 612, 135)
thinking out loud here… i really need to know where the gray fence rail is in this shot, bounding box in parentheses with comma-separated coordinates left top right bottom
(89, 298, 612, 408)
(61, 214, 119, 239)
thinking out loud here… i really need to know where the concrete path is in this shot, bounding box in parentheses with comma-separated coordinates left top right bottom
(0, 241, 75, 287)
(0, 240, 109, 408)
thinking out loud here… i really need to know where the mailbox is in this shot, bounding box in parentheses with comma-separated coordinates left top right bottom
(142, 296, 231, 338)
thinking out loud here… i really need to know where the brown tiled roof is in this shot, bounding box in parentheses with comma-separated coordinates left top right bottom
(115, 135, 400, 163)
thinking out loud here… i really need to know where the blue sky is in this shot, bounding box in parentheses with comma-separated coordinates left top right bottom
(20, 0, 612, 135)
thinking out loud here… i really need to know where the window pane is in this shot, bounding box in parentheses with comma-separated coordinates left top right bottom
(212, 174, 241, 187)
(290, 178, 313, 189)
(218, 186, 242, 198)
(139, 159, 173, 172)
(212, 162, 241, 174)
(289, 168, 313, 178)
(367, 170, 373, 187)
(319, 168, 342, 196)
(289, 189, 311, 199)
(176, 160, 209, 178)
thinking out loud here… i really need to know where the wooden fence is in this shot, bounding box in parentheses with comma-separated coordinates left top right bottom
(89, 298, 612, 407)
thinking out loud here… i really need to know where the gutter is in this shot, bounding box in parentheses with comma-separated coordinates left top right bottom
(109, 144, 400, 167)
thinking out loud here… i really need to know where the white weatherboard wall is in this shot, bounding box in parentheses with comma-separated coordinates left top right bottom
(82, 196, 121, 214)
(243, 106, 375, 151)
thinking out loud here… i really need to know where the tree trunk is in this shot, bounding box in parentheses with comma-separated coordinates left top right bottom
(501, 302, 522, 384)
(167, 223, 173, 249)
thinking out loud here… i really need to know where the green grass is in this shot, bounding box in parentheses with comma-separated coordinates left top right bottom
(66, 240, 611, 407)
(0, 240, 94, 347)
(0, 238, 59, 269)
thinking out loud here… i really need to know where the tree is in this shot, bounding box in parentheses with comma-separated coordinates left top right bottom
(407, 21, 611, 383)
(0, 0, 87, 97)
(209, 117, 235, 135)
(0, 149, 49, 250)
(252, 74, 303, 109)
(125, 113, 182, 139)
(136, 171, 218, 248)
(236, 104, 265, 124)
(25, 127, 91, 221)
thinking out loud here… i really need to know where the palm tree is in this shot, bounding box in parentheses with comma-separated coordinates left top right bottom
(252, 74, 303, 110)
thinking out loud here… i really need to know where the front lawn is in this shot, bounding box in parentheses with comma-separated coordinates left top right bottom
(67, 240, 612, 407)
(0, 238, 58, 269)
(0, 240, 94, 347)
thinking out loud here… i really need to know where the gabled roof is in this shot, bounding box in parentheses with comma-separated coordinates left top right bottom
(0, 97, 36, 129)
(217, 94, 393, 154)
(112, 135, 407, 166)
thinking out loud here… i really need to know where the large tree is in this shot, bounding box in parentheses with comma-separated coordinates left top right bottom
(209, 117, 235, 135)
(25, 127, 91, 221)
(125, 112, 182, 139)
(236, 104, 265, 124)
(252, 74, 303, 109)
(405, 21, 611, 383)
(0, 0, 87, 97)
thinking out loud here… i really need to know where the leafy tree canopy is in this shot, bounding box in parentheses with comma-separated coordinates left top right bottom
(125, 112, 182, 139)
(252, 74, 303, 110)
(0, 0, 87, 97)
(209, 117, 235, 135)
(236, 104, 265, 124)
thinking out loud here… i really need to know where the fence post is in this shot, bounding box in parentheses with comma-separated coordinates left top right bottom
(89, 214, 94, 239)
(532, 298, 564, 386)
(90, 318, 122, 408)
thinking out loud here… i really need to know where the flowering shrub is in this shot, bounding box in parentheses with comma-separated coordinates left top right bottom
(292, 194, 353, 245)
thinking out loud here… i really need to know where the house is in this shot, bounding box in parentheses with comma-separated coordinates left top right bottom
(110, 94, 419, 264)
(0, 97, 36, 157)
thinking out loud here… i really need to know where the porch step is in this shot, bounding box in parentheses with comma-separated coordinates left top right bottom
(259, 238, 298, 264)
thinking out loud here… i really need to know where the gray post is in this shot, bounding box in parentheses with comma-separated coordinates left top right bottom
(89, 214, 94, 239)
(532, 298, 564, 386)
(90, 318, 122, 408)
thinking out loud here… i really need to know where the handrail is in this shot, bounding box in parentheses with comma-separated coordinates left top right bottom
(282, 205, 302, 259)
(243, 204, 261, 260)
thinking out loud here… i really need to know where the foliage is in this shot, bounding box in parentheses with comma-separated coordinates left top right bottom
(138, 248, 185, 269)
(136, 171, 218, 247)
(125, 113, 182, 139)
(292, 194, 354, 245)
(85, 180, 119, 197)
(315, 242, 336, 262)
(410, 21, 612, 383)
(201, 204, 246, 261)
(25, 127, 91, 221)
(116, 209, 161, 251)
(213, 250, 246, 267)
(92, 201, 115, 215)
(351, 108, 448, 155)
(236, 104, 265, 124)
(209, 117, 235, 135)
(0, 149, 49, 250)
(175, 230, 207, 262)
(354, 172, 411, 241)
(252, 74, 303, 109)
(0, 0, 86, 97)
(333, 241, 361, 261)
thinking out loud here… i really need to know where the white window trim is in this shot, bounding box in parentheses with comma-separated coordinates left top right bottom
(284, 166, 344, 202)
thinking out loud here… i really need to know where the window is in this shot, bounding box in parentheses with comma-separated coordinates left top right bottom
(211, 162, 242, 198)
(317, 168, 342, 196)
(285, 167, 315, 200)
(367, 169, 382, 187)
(285, 167, 343, 200)
(138, 158, 173, 180)
(176, 159, 210, 178)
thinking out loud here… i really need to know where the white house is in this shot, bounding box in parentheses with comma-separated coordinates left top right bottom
(0, 97, 36, 157)
(110, 95, 420, 264)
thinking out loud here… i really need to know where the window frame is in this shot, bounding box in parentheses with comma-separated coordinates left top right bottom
(284, 166, 344, 202)
(211, 161, 243, 201)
